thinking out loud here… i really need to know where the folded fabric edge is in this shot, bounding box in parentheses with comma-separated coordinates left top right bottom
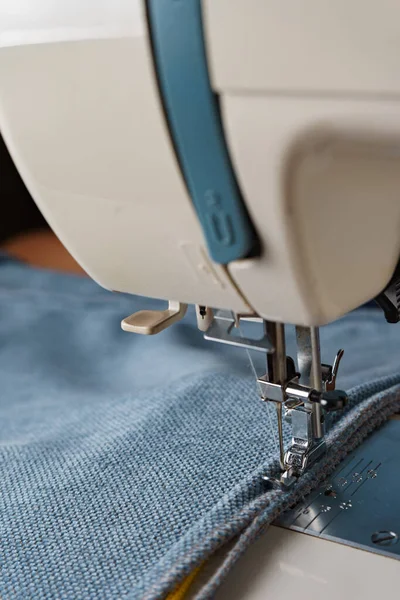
(194, 383, 400, 599)
(137, 379, 400, 600)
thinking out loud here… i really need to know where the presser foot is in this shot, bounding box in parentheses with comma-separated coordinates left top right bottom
(262, 440, 327, 490)
(202, 312, 348, 488)
(258, 322, 347, 489)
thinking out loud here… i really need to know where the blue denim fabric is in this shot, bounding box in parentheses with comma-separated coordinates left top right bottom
(0, 254, 399, 599)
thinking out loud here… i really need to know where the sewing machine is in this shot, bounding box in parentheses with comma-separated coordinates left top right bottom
(0, 1, 399, 597)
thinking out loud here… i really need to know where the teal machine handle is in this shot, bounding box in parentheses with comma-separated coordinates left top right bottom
(147, 0, 259, 264)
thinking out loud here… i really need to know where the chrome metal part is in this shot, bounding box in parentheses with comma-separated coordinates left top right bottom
(310, 327, 324, 438)
(259, 322, 329, 484)
(310, 327, 323, 391)
(284, 438, 326, 474)
(204, 312, 348, 487)
(295, 326, 313, 386)
(275, 418, 400, 561)
(279, 468, 297, 488)
(259, 323, 347, 486)
(257, 376, 285, 403)
(266, 322, 287, 385)
(295, 326, 327, 438)
(291, 405, 314, 444)
(204, 310, 274, 352)
(286, 382, 314, 403)
(324, 349, 345, 391)
(276, 402, 285, 471)
(371, 531, 399, 547)
(264, 322, 287, 469)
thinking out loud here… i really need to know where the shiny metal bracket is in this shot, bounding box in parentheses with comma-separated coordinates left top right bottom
(204, 310, 274, 353)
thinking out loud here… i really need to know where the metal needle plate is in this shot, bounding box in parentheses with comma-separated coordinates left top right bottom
(275, 418, 400, 560)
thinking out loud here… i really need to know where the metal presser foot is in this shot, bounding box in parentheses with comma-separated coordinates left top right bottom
(258, 323, 348, 488)
(203, 310, 348, 489)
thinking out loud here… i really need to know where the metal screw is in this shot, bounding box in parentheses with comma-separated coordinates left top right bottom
(371, 531, 398, 547)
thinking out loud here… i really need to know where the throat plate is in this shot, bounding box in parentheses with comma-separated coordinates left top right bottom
(275, 418, 400, 560)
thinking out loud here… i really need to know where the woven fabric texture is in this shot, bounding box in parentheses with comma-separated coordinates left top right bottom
(0, 255, 399, 599)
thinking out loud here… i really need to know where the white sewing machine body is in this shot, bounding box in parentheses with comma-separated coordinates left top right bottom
(0, 1, 399, 597)
(213, 522, 400, 600)
(1, 0, 400, 326)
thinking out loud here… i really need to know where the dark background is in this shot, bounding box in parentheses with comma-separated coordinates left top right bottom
(0, 132, 49, 244)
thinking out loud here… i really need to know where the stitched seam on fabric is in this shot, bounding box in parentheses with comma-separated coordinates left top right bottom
(136, 382, 400, 600)
(194, 388, 400, 599)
